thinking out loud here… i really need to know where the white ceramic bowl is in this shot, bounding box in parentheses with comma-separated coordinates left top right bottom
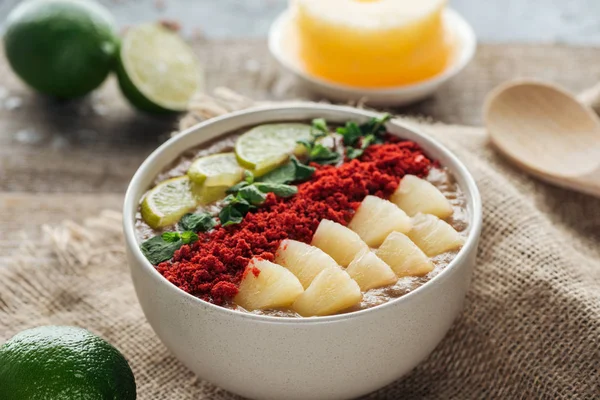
(268, 9, 477, 107)
(123, 104, 482, 400)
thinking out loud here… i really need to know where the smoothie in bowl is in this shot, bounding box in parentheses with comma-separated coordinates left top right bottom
(123, 104, 481, 399)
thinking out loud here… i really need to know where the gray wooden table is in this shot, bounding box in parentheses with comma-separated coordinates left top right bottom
(1, 0, 600, 44)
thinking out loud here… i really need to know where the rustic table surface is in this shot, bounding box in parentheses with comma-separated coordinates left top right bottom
(3, 0, 600, 45)
(1, 35, 600, 265)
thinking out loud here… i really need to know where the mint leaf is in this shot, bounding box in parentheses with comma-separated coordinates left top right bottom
(290, 156, 315, 181)
(341, 115, 390, 159)
(297, 139, 314, 151)
(309, 144, 342, 165)
(238, 185, 268, 205)
(360, 113, 391, 137)
(226, 171, 256, 195)
(140, 230, 200, 264)
(298, 117, 343, 165)
(255, 182, 298, 198)
(337, 122, 363, 146)
(226, 181, 250, 194)
(259, 161, 295, 184)
(222, 194, 236, 203)
(310, 144, 333, 158)
(244, 170, 255, 184)
(312, 118, 328, 135)
(179, 212, 216, 232)
(180, 231, 199, 244)
(346, 132, 379, 160)
(232, 194, 253, 213)
(219, 205, 244, 226)
(259, 156, 315, 184)
(362, 134, 377, 147)
(140, 235, 183, 265)
(346, 147, 364, 160)
(337, 114, 390, 151)
(162, 232, 181, 243)
(222, 193, 253, 213)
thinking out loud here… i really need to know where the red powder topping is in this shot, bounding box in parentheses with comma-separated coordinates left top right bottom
(157, 141, 432, 304)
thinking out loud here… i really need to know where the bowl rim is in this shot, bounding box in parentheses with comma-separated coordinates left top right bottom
(123, 104, 482, 324)
(267, 7, 477, 94)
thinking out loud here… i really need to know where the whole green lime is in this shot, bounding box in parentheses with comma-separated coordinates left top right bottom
(0, 326, 136, 400)
(3, 0, 119, 99)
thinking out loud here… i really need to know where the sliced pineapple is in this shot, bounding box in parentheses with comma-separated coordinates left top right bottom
(233, 258, 304, 311)
(346, 251, 397, 291)
(408, 213, 465, 257)
(275, 239, 339, 289)
(348, 195, 411, 247)
(311, 219, 369, 267)
(376, 231, 434, 277)
(293, 266, 362, 317)
(390, 175, 453, 219)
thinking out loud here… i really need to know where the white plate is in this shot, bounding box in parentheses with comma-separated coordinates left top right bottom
(268, 8, 476, 107)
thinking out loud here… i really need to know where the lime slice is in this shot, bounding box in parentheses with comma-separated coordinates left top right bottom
(141, 176, 198, 229)
(116, 23, 203, 113)
(235, 123, 313, 176)
(196, 185, 228, 206)
(187, 153, 244, 187)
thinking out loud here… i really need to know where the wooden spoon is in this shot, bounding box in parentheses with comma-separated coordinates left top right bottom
(484, 80, 600, 197)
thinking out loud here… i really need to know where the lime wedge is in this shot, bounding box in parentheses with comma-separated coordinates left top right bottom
(141, 176, 198, 229)
(187, 153, 244, 187)
(116, 23, 203, 113)
(235, 123, 313, 176)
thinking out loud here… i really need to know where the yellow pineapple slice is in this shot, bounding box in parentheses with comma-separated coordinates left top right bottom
(233, 258, 304, 311)
(390, 175, 453, 218)
(376, 231, 434, 277)
(293, 0, 451, 87)
(348, 195, 411, 247)
(311, 219, 369, 267)
(275, 239, 340, 289)
(408, 213, 465, 257)
(346, 251, 397, 291)
(293, 266, 362, 317)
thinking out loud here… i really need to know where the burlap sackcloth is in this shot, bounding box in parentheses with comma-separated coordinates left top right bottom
(1, 90, 599, 399)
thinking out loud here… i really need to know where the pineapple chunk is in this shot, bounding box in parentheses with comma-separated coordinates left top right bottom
(408, 213, 465, 257)
(390, 175, 453, 219)
(275, 239, 339, 289)
(311, 219, 369, 267)
(346, 252, 397, 291)
(233, 258, 304, 311)
(348, 195, 411, 247)
(295, 0, 450, 87)
(376, 231, 434, 277)
(293, 266, 362, 317)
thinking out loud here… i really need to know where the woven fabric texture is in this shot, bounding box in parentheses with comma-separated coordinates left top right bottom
(1, 96, 599, 399)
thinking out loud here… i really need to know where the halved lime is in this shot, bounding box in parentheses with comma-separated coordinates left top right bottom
(141, 176, 198, 229)
(235, 123, 313, 176)
(116, 23, 203, 113)
(187, 153, 243, 187)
